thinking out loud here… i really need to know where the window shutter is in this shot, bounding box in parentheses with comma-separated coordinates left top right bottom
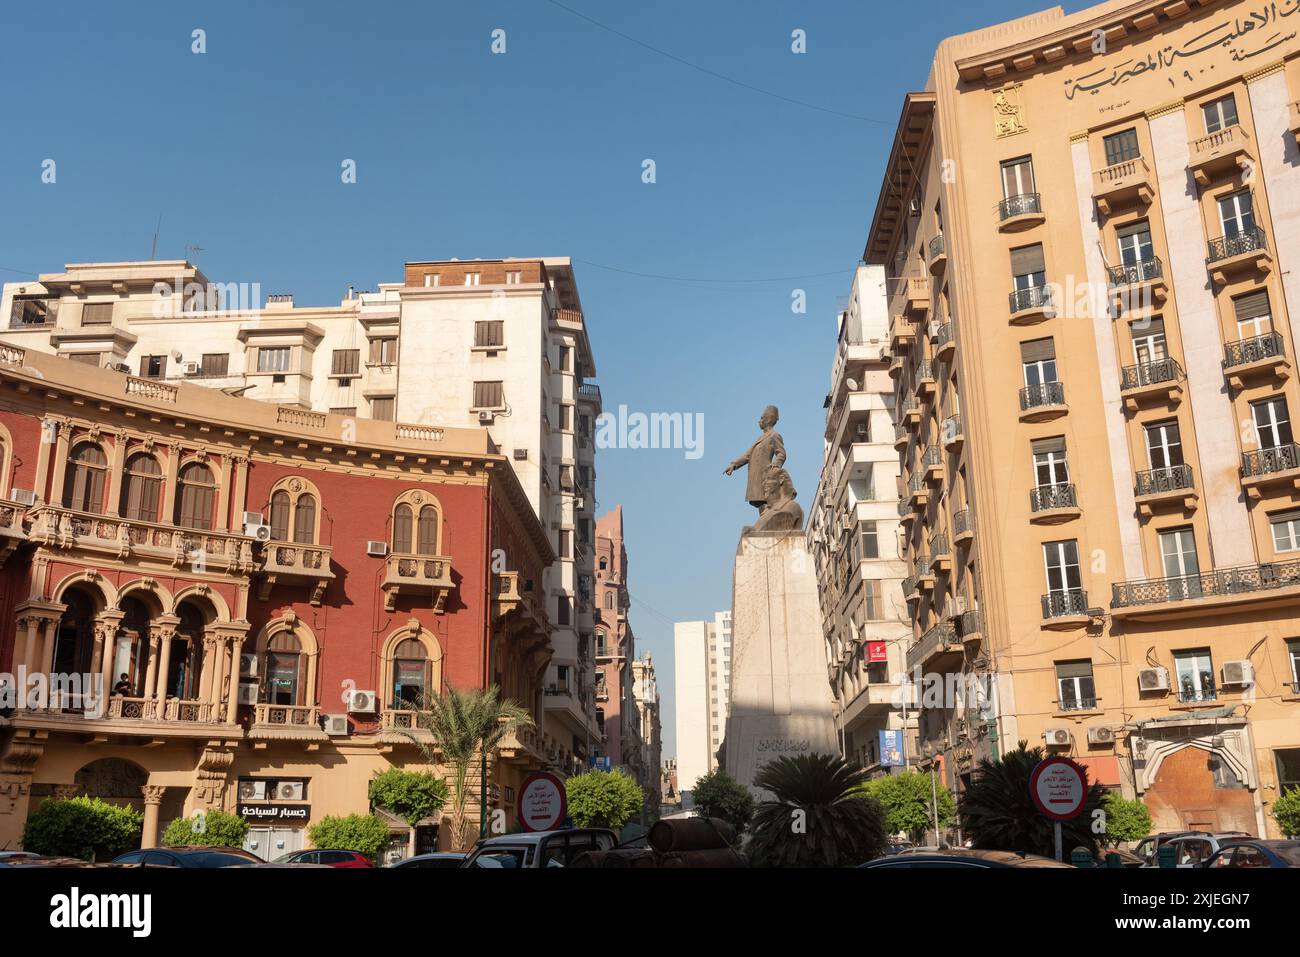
(1233, 290, 1271, 321)
(416, 507, 438, 555)
(1131, 317, 1165, 338)
(293, 495, 316, 544)
(1019, 337, 1056, 363)
(1056, 660, 1093, 679)
(1115, 219, 1151, 241)
(270, 492, 291, 541)
(393, 505, 413, 554)
(1010, 244, 1045, 276)
(1031, 436, 1067, 455)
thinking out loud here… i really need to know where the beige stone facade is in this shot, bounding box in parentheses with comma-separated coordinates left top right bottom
(868, 0, 1300, 836)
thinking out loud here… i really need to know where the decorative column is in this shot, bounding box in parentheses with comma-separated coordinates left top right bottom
(161, 446, 180, 526)
(151, 614, 180, 703)
(142, 629, 160, 707)
(47, 422, 71, 505)
(19, 616, 40, 674)
(198, 632, 218, 706)
(140, 785, 166, 849)
(224, 631, 247, 724)
(92, 610, 124, 713)
(38, 618, 59, 709)
(105, 431, 127, 518)
(215, 454, 233, 532)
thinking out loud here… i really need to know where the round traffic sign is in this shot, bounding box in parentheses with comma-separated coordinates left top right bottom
(518, 771, 567, 832)
(1028, 756, 1087, 821)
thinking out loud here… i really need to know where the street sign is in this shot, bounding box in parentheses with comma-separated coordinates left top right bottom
(1028, 756, 1088, 821)
(518, 771, 567, 832)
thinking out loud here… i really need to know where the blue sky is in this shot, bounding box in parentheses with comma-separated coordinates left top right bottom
(1, 0, 1057, 757)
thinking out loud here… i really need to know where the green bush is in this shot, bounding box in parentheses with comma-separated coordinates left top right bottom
(1100, 792, 1152, 846)
(161, 808, 250, 849)
(1273, 786, 1300, 838)
(22, 797, 144, 861)
(306, 814, 391, 860)
(369, 768, 448, 828)
(863, 771, 955, 840)
(565, 769, 644, 830)
(691, 769, 755, 832)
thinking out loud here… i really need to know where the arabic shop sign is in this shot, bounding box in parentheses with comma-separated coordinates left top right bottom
(1064, 0, 1300, 102)
(237, 803, 310, 822)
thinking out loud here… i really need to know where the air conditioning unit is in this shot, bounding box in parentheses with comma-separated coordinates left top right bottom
(109, 362, 131, 373)
(1138, 667, 1170, 693)
(323, 713, 349, 737)
(513, 448, 528, 460)
(242, 511, 263, 526)
(182, 360, 201, 375)
(478, 410, 495, 424)
(237, 683, 259, 705)
(1044, 727, 1071, 747)
(366, 540, 389, 557)
(276, 781, 305, 801)
(244, 522, 271, 542)
(1087, 726, 1115, 745)
(949, 595, 969, 618)
(1221, 660, 1254, 687)
(238, 780, 267, 801)
(239, 654, 258, 678)
(347, 689, 377, 713)
(9, 488, 36, 506)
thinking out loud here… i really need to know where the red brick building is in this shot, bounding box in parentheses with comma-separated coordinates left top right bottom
(593, 506, 642, 780)
(0, 345, 553, 856)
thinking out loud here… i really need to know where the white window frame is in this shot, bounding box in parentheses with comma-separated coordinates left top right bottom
(1202, 94, 1239, 134)
(1252, 396, 1293, 450)
(1042, 540, 1082, 595)
(1034, 448, 1070, 486)
(1145, 420, 1184, 470)
(1218, 190, 1255, 237)
(1270, 512, 1300, 554)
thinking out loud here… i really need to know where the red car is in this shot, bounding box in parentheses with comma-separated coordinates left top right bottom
(272, 849, 373, 868)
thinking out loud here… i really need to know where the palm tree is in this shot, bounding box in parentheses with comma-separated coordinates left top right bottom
(402, 684, 533, 851)
(746, 753, 888, 867)
(959, 741, 1106, 856)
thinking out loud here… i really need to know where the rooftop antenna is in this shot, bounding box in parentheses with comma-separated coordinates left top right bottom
(150, 214, 163, 259)
(184, 243, 204, 264)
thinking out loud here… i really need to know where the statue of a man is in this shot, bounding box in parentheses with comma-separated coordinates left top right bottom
(724, 405, 787, 514)
(751, 468, 803, 533)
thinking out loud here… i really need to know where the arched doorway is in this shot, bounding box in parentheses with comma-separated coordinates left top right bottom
(1143, 745, 1258, 835)
(52, 588, 99, 709)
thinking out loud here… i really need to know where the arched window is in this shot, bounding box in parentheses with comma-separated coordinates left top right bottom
(392, 637, 429, 709)
(64, 443, 107, 513)
(604, 592, 614, 610)
(175, 462, 216, 530)
(263, 631, 302, 706)
(416, 506, 438, 555)
(115, 597, 152, 697)
(120, 454, 162, 522)
(167, 604, 206, 700)
(393, 503, 413, 554)
(269, 490, 291, 541)
(53, 590, 97, 692)
(293, 494, 316, 544)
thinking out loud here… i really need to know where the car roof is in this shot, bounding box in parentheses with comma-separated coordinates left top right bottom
(869, 850, 1072, 868)
(475, 828, 616, 847)
(401, 852, 466, 861)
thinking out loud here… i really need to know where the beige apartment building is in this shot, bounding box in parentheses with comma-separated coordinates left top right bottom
(2, 256, 603, 773)
(869, 0, 1300, 836)
(672, 610, 731, 797)
(631, 653, 663, 817)
(808, 264, 913, 774)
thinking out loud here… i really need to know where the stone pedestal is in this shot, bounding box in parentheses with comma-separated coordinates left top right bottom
(722, 531, 837, 795)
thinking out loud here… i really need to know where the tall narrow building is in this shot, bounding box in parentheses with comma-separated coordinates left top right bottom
(808, 264, 913, 774)
(593, 504, 642, 784)
(672, 610, 731, 798)
(867, 0, 1300, 836)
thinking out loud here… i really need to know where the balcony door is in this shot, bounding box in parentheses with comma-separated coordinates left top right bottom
(1202, 94, 1239, 134)
(1033, 439, 1069, 486)
(1131, 318, 1167, 364)
(1021, 338, 1057, 388)
(1218, 190, 1255, 238)
(1252, 396, 1293, 450)
(1103, 128, 1140, 166)
(1001, 156, 1035, 199)
(1233, 290, 1272, 340)
(1159, 527, 1201, 600)
(1043, 540, 1082, 596)
(1145, 420, 1184, 470)
(1117, 220, 1154, 265)
(1174, 649, 1216, 703)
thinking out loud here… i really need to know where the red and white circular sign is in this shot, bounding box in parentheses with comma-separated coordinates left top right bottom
(518, 771, 567, 832)
(1029, 757, 1087, 821)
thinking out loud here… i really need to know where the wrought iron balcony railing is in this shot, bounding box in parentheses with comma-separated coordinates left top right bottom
(1207, 226, 1267, 264)
(1009, 285, 1053, 314)
(933, 322, 954, 350)
(1020, 380, 1065, 411)
(1223, 332, 1285, 369)
(1112, 558, 1300, 607)
(1178, 686, 1217, 704)
(952, 507, 972, 538)
(997, 192, 1042, 221)
(929, 234, 946, 260)
(1029, 482, 1077, 512)
(1059, 696, 1098, 712)
(1107, 257, 1163, 286)
(956, 609, 982, 639)
(922, 446, 943, 469)
(1241, 443, 1300, 478)
(929, 532, 950, 558)
(1120, 357, 1182, 391)
(1135, 464, 1194, 497)
(1042, 589, 1088, 620)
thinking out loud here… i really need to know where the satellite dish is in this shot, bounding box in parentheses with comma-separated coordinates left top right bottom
(845, 377, 860, 391)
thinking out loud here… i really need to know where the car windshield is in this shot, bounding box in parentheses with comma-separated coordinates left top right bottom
(271, 851, 301, 863)
(1273, 845, 1300, 866)
(187, 852, 257, 867)
(472, 850, 525, 868)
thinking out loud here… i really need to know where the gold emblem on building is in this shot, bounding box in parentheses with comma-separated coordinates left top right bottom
(993, 83, 1027, 138)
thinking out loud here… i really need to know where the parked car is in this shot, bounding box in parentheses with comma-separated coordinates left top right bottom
(1132, 830, 1249, 867)
(462, 829, 618, 868)
(113, 846, 264, 868)
(388, 852, 467, 869)
(1139, 832, 1251, 868)
(271, 849, 373, 868)
(0, 854, 107, 868)
(1204, 839, 1300, 869)
(860, 850, 1073, 869)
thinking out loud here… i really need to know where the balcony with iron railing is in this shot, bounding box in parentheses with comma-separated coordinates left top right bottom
(914, 360, 937, 399)
(956, 609, 983, 644)
(1018, 380, 1066, 422)
(1091, 156, 1154, 216)
(906, 622, 960, 672)
(920, 444, 944, 486)
(1028, 482, 1080, 523)
(1107, 256, 1167, 311)
(928, 235, 947, 275)
(1223, 332, 1290, 390)
(996, 193, 1044, 231)
(1008, 284, 1054, 324)
(1188, 124, 1254, 187)
(1058, 696, 1099, 713)
(1134, 464, 1197, 515)
(1120, 357, 1184, 410)
(929, 532, 951, 572)
(1177, 685, 1218, 705)
(381, 553, 455, 612)
(1206, 226, 1271, 286)
(1240, 443, 1300, 498)
(942, 413, 964, 452)
(1112, 557, 1300, 620)
(907, 473, 930, 510)
(933, 322, 955, 361)
(903, 575, 921, 601)
(893, 423, 910, 451)
(952, 507, 973, 545)
(900, 395, 922, 427)
(1041, 588, 1090, 626)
